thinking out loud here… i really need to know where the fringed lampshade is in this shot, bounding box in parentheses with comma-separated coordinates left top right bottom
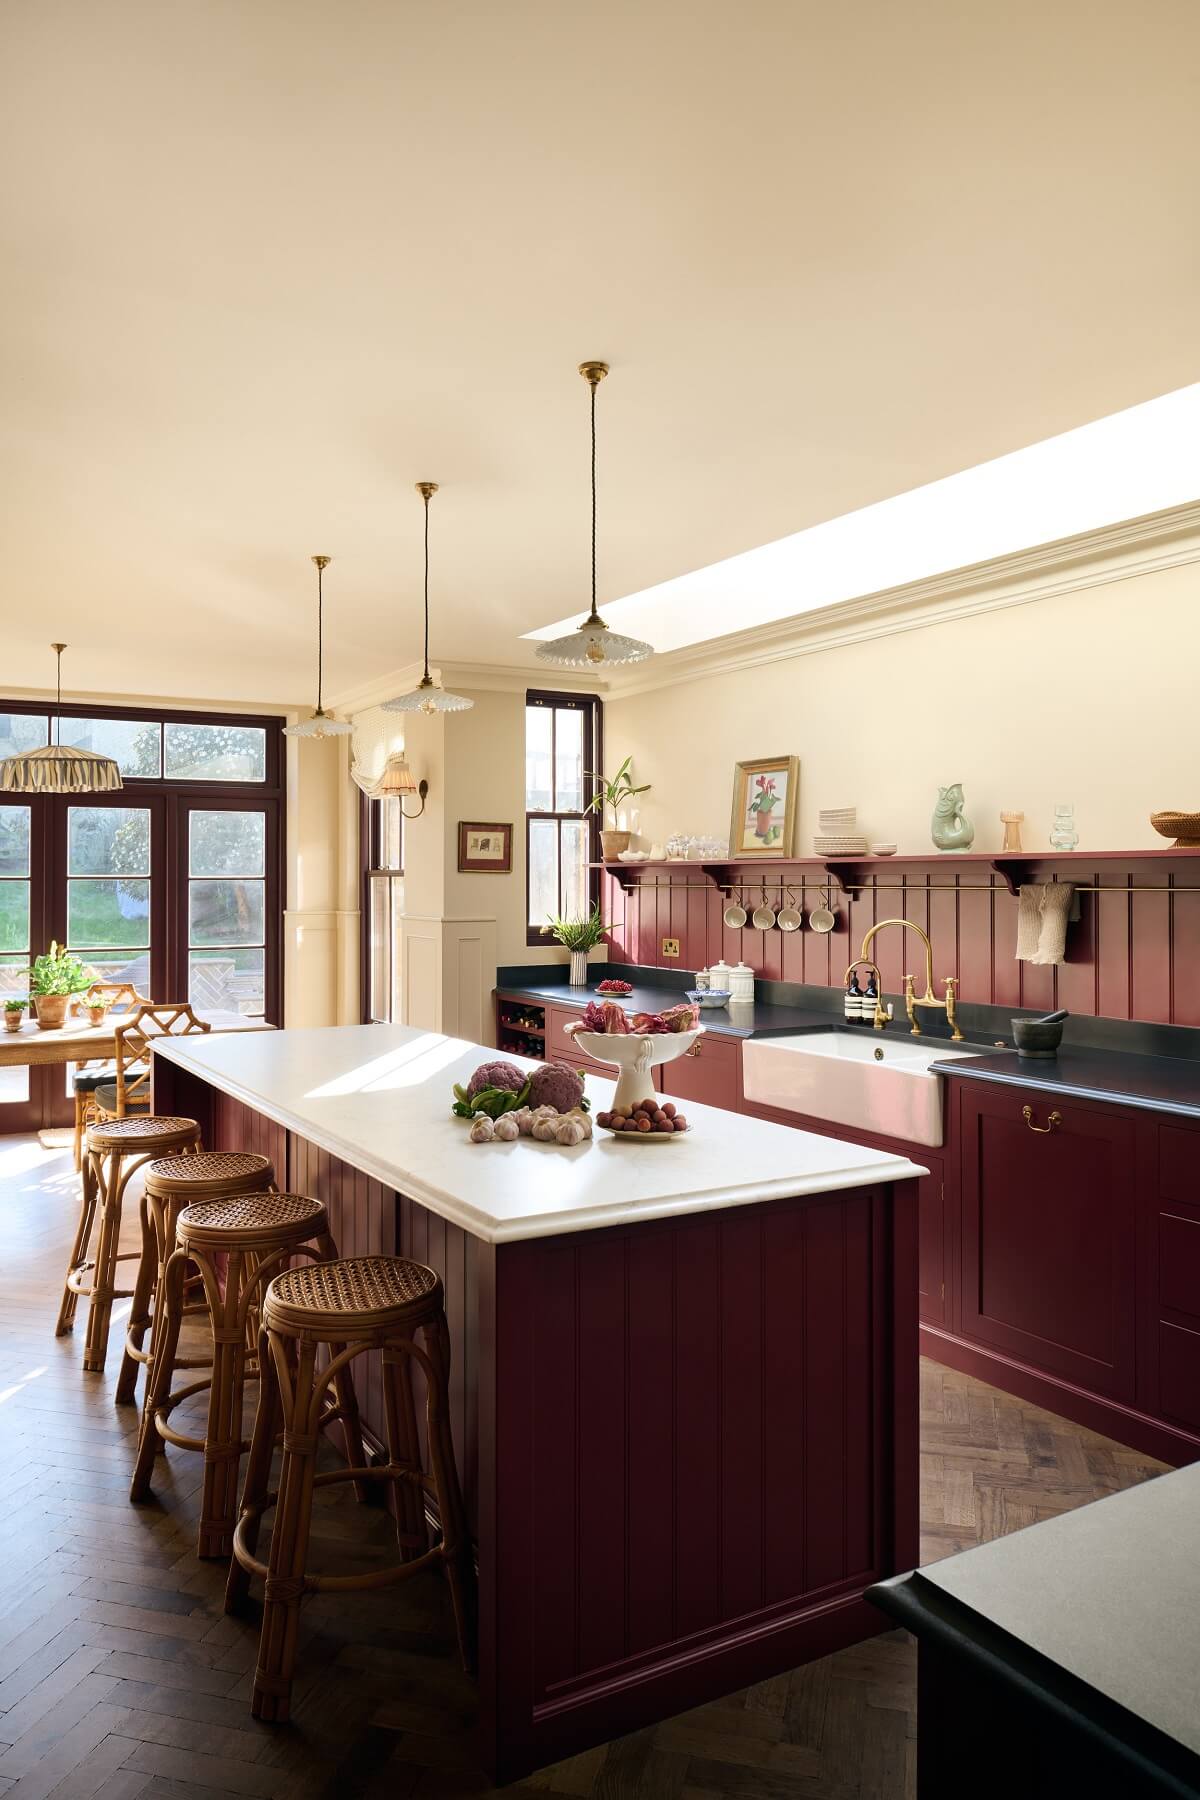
(0, 743, 123, 794)
(0, 645, 123, 795)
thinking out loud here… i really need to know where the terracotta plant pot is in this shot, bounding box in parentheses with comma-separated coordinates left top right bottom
(33, 993, 69, 1031)
(600, 829, 631, 859)
(4, 1012, 23, 1033)
(86, 1007, 106, 1027)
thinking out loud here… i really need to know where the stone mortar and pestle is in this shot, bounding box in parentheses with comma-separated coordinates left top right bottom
(1011, 1008, 1068, 1058)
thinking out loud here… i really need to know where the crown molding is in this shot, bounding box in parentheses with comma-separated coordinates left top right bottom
(325, 500, 1200, 710)
(596, 499, 1200, 699)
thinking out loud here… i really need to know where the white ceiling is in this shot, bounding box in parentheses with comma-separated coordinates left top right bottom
(3, 0, 1199, 707)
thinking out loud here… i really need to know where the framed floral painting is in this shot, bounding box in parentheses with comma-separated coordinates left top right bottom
(729, 756, 799, 858)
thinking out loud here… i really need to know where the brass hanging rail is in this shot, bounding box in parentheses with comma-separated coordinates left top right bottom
(600, 876, 1200, 896)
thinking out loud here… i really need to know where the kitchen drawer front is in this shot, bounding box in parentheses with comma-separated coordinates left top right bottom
(1159, 1210, 1200, 1323)
(1159, 1319, 1200, 1433)
(546, 1004, 589, 1061)
(958, 1085, 1137, 1401)
(660, 1032, 740, 1111)
(1157, 1121, 1200, 1208)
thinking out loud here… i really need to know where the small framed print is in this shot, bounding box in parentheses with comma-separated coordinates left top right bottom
(458, 821, 513, 873)
(729, 756, 800, 858)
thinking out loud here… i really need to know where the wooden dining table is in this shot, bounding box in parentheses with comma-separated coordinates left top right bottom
(0, 1008, 272, 1069)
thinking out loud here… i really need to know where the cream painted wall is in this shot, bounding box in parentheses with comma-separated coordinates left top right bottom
(441, 689, 571, 970)
(604, 563, 1195, 857)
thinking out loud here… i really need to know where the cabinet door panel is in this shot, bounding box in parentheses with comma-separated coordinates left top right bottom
(660, 1035, 739, 1111)
(1159, 1320, 1200, 1432)
(917, 1167, 946, 1328)
(959, 1086, 1136, 1400)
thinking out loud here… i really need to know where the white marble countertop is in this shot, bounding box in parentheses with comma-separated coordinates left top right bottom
(154, 1023, 927, 1245)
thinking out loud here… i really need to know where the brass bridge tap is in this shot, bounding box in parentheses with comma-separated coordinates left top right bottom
(848, 919, 963, 1041)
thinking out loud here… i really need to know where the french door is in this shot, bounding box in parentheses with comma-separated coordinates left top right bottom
(0, 790, 280, 1131)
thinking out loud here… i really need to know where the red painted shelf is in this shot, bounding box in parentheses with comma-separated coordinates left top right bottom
(594, 848, 1200, 897)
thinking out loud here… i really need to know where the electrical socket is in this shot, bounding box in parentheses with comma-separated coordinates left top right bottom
(662, 937, 680, 959)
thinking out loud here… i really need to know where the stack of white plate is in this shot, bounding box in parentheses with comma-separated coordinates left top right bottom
(814, 807, 867, 855)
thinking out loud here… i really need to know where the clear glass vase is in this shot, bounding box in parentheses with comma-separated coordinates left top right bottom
(1050, 803, 1079, 851)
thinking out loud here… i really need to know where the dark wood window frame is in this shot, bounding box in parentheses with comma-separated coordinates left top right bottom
(0, 699, 284, 1131)
(524, 689, 602, 948)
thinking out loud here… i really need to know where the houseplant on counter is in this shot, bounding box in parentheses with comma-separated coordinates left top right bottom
(586, 755, 650, 859)
(24, 943, 95, 1030)
(543, 901, 607, 987)
(4, 998, 27, 1034)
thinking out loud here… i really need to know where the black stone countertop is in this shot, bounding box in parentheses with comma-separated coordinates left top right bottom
(872, 1461, 1200, 1773)
(495, 978, 837, 1041)
(930, 1045, 1200, 1119)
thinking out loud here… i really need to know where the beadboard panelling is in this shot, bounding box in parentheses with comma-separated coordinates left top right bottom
(604, 858, 1200, 1024)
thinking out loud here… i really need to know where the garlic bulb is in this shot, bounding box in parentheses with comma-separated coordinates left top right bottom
(494, 1114, 520, 1141)
(469, 1115, 496, 1144)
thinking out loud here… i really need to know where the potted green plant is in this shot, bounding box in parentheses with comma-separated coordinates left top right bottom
(585, 755, 651, 860)
(84, 988, 115, 1028)
(4, 997, 27, 1034)
(543, 902, 607, 986)
(24, 943, 95, 1031)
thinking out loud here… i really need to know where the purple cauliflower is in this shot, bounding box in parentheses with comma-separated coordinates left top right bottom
(466, 1059, 526, 1099)
(527, 1060, 585, 1114)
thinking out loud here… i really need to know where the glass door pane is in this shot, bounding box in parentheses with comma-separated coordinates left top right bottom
(188, 809, 266, 1015)
(0, 804, 31, 1108)
(66, 806, 152, 998)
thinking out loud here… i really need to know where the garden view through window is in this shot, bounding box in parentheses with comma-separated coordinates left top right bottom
(525, 691, 600, 945)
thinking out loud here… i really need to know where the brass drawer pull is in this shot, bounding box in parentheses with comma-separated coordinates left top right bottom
(1022, 1105, 1063, 1134)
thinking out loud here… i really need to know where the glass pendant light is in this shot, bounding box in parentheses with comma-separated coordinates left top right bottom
(284, 556, 353, 739)
(382, 484, 473, 715)
(535, 361, 653, 668)
(0, 644, 123, 794)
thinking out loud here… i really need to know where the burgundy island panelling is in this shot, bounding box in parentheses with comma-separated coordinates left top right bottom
(155, 1058, 920, 1783)
(603, 854, 1200, 1024)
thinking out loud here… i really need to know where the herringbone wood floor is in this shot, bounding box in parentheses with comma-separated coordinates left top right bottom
(0, 1136, 1167, 1799)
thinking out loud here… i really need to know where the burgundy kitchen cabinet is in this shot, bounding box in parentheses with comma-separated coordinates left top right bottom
(958, 1083, 1137, 1402)
(1141, 1120, 1200, 1439)
(660, 1030, 740, 1110)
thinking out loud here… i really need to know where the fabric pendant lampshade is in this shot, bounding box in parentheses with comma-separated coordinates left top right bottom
(0, 644, 123, 794)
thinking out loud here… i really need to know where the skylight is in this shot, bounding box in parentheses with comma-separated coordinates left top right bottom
(526, 383, 1200, 658)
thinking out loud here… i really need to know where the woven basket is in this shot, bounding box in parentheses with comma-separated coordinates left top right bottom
(1150, 811, 1200, 848)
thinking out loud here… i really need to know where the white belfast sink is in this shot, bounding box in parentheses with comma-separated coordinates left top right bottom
(741, 1030, 983, 1148)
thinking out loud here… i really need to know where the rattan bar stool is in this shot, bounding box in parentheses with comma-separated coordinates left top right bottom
(131, 1190, 365, 1558)
(121, 1150, 275, 1413)
(226, 1255, 477, 1722)
(55, 1114, 201, 1378)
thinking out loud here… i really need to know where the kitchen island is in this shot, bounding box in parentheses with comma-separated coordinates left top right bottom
(153, 1023, 926, 1782)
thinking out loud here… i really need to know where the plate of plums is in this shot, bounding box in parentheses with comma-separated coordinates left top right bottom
(596, 1099, 690, 1140)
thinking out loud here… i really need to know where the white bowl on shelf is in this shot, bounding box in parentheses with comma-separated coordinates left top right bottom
(870, 842, 898, 856)
(567, 1027, 704, 1110)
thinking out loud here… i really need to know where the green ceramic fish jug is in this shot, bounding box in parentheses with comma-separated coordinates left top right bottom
(931, 783, 975, 852)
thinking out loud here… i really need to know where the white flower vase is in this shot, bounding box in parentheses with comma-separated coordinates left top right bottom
(569, 950, 589, 987)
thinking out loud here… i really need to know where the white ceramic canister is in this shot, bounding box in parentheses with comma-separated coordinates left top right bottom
(693, 968, 711, 991)
(729, 961, 755, 1001)
(709, 959, 733, 989)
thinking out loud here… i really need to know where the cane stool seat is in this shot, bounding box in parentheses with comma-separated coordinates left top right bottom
(55, 1114, 201, 1378)
(227, 1254, 476, 1722)
(265, 1254, 440, 1335)
(178, 1190, 327, 1252)
(132, 1184, 354, 1560)
(86, 1115, 201, 1153)
(120, 1151, 276, 1414)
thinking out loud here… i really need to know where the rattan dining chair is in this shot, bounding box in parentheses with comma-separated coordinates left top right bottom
(94, 1001, 212, 1121)
(72, 981, 147, 1169)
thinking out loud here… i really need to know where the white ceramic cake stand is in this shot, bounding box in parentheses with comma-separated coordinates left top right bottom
(567, 1027, 704, 1111)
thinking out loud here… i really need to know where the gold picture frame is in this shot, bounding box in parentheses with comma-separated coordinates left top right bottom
(729, 756, 800, 858)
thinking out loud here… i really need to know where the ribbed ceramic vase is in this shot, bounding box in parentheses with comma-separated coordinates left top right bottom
(569, 950, 589, 987)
